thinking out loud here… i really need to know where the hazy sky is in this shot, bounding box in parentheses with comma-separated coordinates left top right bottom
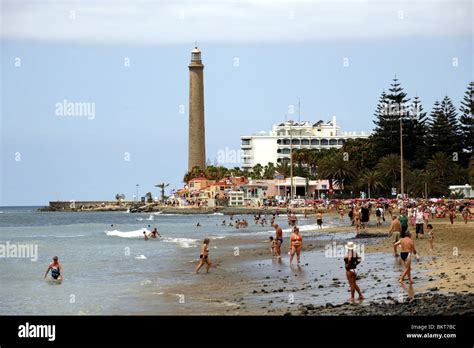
(1, 0, 472, 206)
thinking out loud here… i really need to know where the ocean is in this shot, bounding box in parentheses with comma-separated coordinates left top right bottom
(0, 206, 347, 315)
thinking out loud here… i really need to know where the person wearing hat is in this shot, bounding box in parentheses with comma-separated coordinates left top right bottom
(344, 242, 364, 301)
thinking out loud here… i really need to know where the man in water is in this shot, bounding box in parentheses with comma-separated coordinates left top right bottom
(393, 231, 417, 284)
(44, 256, 63, 281)
(148, 228, 162, 238)
(389, 215, 402, 257)
(273, 224, 283, 258)
(143, 231, 149, 241)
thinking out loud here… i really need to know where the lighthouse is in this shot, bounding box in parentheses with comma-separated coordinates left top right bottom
(188, 46, 206, 172)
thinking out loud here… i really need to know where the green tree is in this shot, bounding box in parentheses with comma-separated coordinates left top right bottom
(372, 78, 411, 159)
(252, 163, 263, 179)
(427, 97, 461, 159)
(375, 154, 408, 192)
(356, 169, 385, 198)
(276, 161, 290, 177)
(459, 82, 473, 166)
(317, 152, 357, 192)
(263, 162, 276, 179)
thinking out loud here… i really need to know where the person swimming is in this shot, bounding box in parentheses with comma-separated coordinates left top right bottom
(148, 228, 162, 238)
(44, 256, 63, 281)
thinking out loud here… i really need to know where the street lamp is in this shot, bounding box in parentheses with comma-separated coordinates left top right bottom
(136, 184, 139, 202)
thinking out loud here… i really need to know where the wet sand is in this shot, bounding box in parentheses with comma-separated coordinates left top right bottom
(144, 212, 472, 315)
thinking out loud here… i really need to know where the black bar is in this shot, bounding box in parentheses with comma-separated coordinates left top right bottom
(0, 315, 472, 346)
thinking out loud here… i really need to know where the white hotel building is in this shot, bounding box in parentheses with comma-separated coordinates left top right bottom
(240, 116, 369, 169)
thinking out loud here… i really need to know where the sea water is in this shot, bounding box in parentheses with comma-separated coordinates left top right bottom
(0, 206, 346, 314)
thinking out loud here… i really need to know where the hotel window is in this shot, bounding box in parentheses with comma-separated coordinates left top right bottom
(322, 185, 327, 189)
(329, 139, 337, 146)
(242, 140, 250, 145)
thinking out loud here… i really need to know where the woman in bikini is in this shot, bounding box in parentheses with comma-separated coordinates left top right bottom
(289, 226, 303, 267)
(195, 238, 212, 274)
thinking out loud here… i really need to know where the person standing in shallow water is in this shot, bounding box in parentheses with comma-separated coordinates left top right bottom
(394, 231, 417, 284)
(344, 242, 363, 302)
(195, 238, 212, 274)
(273, 224, 283, 258)
(289, 226, 303, 267)
(44, 256, 63, 282)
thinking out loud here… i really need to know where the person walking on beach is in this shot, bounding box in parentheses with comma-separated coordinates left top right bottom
(430, 205, 437, 220)
(393, 232, 417, 284)
(316, 212, 323, 229)
(426, 224, 434, 251)
(360, 204, 370, 231)
(354, 206, 361, 231)
(344, 242, 363, 302)
(461, 204, 470, 224)
(348, 207, 354, 226)
(389, 216, 402, 257)
(375, 205, 383, 227)
(44, 256, 63, 282)
(195, 238, 212, 274)
(415, 206, 424, 239)
(289, 226, 303, 267)
(399, 209, 409, 237)
(449, 208, 456, 225)
(274, 224, 283, 258)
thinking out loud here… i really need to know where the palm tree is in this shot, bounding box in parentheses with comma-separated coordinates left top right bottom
(276, 161, 290, 177)
(155, 182, 170, 201)
(375, 154, 407, 191)
(252, 163, 263, 179)
(318, 154, 357, 192)
(447, 164, 468, 185)
(357, 169, 385, 198)
(426, 152, 450, 179)
(263, 162, 276, 179)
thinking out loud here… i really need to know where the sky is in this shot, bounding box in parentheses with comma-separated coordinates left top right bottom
(1, 0, 472, 206)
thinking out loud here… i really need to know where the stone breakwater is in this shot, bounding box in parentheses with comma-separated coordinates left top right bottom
(290, 293, 474, 316)
(38, 201, 312, 215)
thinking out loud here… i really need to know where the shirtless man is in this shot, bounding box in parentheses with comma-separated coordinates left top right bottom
(273, 224, 283, 258)
(393, 232, 417, 284)
(148, 227, 162, 238)
(389, 216, 402, 257)
(44, 256, 63, 282)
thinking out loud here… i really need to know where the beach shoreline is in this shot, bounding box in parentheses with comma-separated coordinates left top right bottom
(139, 215, 473, 315)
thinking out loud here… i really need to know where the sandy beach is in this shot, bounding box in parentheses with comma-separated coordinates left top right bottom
(139, 212, 473, 316)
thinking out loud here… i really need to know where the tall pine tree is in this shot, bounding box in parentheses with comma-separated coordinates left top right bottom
(372, 78, 411, 159)
(427, 97, 460, 159)
(408, 96, 429, 168)
(459, 82, 473, 164)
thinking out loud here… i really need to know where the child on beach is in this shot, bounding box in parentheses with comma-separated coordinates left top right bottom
(263, 236, 277, 256)
(426, 224, 434, 251)
(195, 238, 212, 274)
